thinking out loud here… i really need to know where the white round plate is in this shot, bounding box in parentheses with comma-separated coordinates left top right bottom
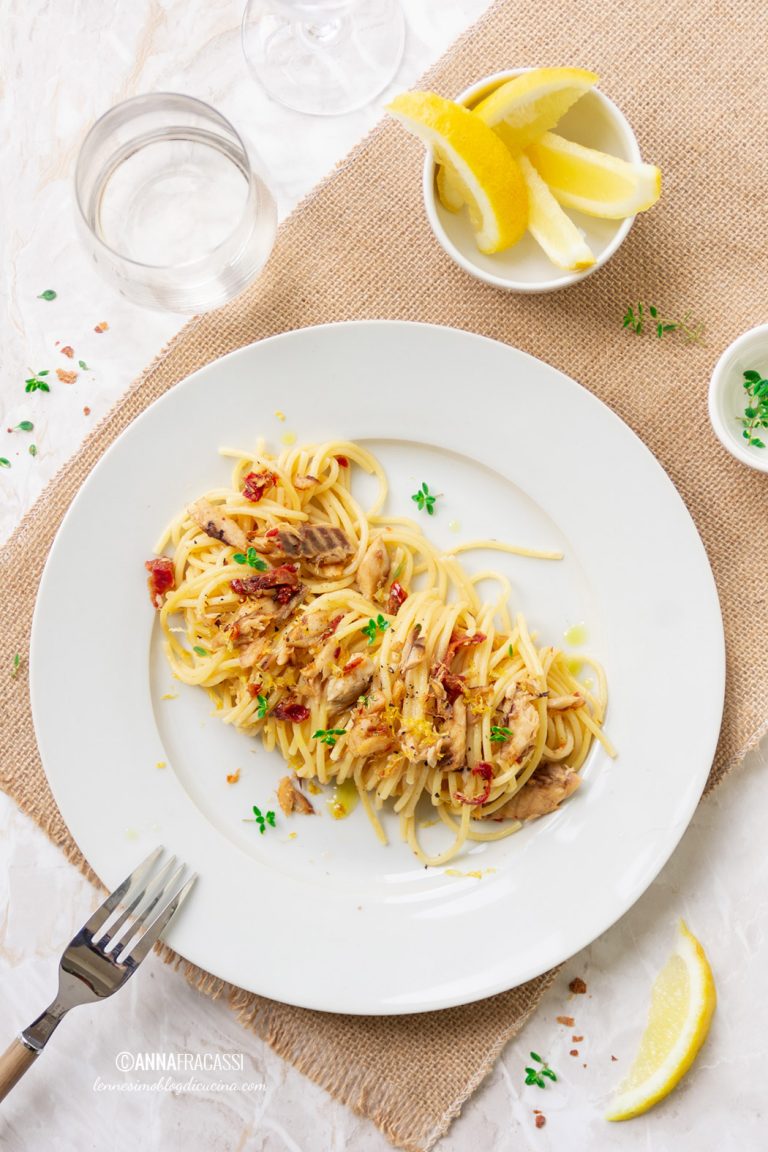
(30, 322, 724, 1014)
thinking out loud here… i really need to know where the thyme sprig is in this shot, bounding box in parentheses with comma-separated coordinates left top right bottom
(739, 369, 768, 448)
(524, 1051, 558, 1089)
(622, 302, 703, 343)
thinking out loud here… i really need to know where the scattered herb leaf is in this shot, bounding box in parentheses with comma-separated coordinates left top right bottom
(15, 421, 34, 432)
(312, 728, 346, 747)
(78, 360, 90, 371)
(524, 1052, 558, 1089)
(622, 302, 703, 343)
(411, 481, 438, 515)
(362, 614, 389, 644)
(256, 694, 270, 720)
(738, 368, 768, 448)
(193, 645, 208, 656)
(25, 370, 50, 394)
(490, 725, 513, 742)
(11, 653, 21, 677)
(233, 546, 268, 570)
(248, 804, 277, 834)
(37, 289, 57, 301)
(28, 444, 37, 457)
(0, 458, 10, 468)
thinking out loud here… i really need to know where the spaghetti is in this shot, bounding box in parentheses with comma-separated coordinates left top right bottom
(149, 440, 614, 866)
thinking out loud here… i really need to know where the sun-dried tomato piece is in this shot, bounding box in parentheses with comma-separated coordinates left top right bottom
(321, 613, 344, 641)
(242, 469, 278, 503)
(387, 580, 408, 615)
(335, 455, 349, 467)
(272, 699, 310, 723)
(455, 762, 494, 806)
(444, 630, 486, 666)
(442, 671, 466, 704)
(231, 563, 299, 596)
(145, 557, 175, 608)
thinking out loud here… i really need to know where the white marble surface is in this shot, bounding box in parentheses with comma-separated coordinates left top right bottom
(1, 2, 766, 1149)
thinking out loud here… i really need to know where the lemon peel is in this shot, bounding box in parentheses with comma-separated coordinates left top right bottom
(386, 91, 527, 254)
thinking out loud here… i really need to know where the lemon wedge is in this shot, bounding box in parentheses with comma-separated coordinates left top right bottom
(605, 920, 716, 1122)
(472, 66, 599, 153)
(518, 155, 594, 271)
(386, 91, 527, 254)
(436, 67, 598, 213)
(527, 132, 661, 219)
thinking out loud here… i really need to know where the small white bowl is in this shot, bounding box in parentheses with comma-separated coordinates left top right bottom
(422, 69, 642, 293)
(708, 323, 768, 473)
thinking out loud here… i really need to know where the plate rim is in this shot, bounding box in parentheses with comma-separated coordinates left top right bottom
(30, 320, 726, 1013)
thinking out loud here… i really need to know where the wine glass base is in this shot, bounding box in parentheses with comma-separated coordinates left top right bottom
(243, 0, 406, 117)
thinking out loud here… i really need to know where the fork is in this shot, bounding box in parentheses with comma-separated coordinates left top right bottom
(0, 846, 195, 1102)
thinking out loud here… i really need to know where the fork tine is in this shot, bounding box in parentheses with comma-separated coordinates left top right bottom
(82, 846, 164, 937)
(109, 862, 186, 960)
(125, 875, 197, 968)
(95, 854, 178, 950)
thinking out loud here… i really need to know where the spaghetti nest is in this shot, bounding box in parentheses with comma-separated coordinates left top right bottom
(151, 440, 614, 866)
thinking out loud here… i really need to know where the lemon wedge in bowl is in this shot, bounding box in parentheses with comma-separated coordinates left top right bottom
(527, 132, 661, 219)
(472, 66, 599, 152)
(386, 91, 527, 254)
(436, 66, 598, 212)
(605, 920, 716, 1122)
(518, 155, 594, 271)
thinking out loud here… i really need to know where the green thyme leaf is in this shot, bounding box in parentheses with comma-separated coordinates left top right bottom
(362, 614, 389, 644)
(15, 421, 34, 432)
(11, 654, 21, 677)
(622, 302, 703, 343)
(78, 360, 89, 370)
(246, 547, 267, 571)
(312, 728, 346, 747)
(0, 458, 10, 468)
(37, 289, 57, 301)
(193, 645, 208, 656)
(490, 725, 513, 743)
(256, 694, 270, 720)
(739, 369, 768, 449)
(411, 481, 438, 515)
(28, 444, 37, 457)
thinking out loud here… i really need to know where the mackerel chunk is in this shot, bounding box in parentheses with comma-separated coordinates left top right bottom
(276, 523, 353, 564)
(189, 499, 248, 551)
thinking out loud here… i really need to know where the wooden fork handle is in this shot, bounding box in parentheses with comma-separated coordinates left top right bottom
(0, 1037, 39, 1102)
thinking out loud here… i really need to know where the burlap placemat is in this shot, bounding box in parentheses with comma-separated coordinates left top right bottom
(2, 0, 767, 1147)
